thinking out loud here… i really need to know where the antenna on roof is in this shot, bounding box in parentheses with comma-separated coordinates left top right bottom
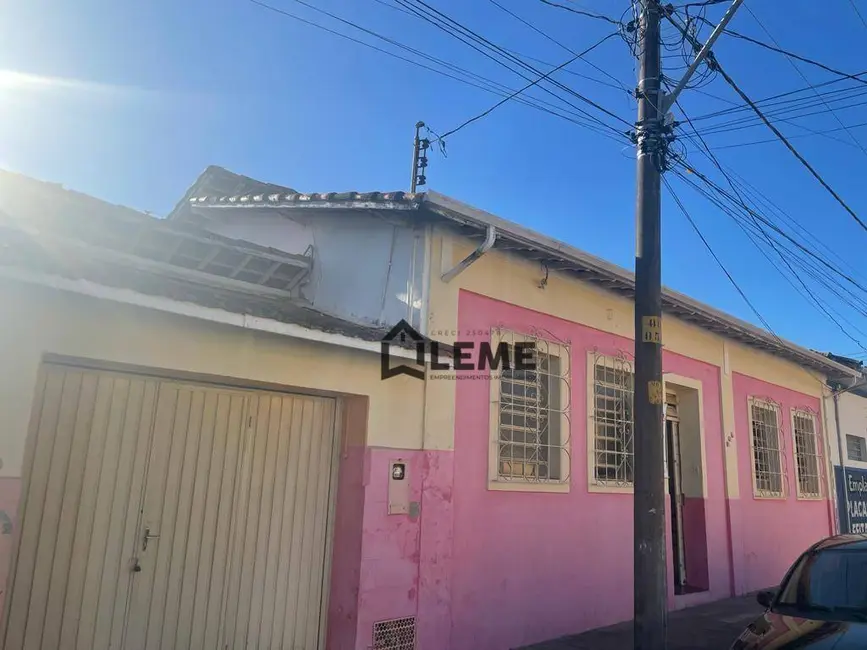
(410, 121, 429, 193)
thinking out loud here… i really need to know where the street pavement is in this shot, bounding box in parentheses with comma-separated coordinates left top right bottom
(516, 593, 763, 650)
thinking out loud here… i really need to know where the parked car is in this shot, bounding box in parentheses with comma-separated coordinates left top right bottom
(731, 534, 867, 649)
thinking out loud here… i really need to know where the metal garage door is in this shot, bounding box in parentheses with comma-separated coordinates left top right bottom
(1, 364, 339, 650)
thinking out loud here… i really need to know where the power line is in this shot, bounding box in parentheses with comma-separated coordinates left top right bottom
(686, 86, 867, 148)
(536, 0, 622, 26)
(673, 159, 867, 296)
(487, 0, 632, 93)
(693, 17, 867, 86)
(689, 76, 867, 125)
(391, 0, 628, 137)
(663, 175, 782, 339)
(699, 93, 867, 136)
(743, 4, 867, 159)
(394, 0, 633, 130)
(674, 113, 867, 347)
(435, 33, 619, 142)
(675, 0, 728, 7)
(672, 101, 867, 344)
(710, 59, 867, 233)
(246, 0, 629, 143)
(849, 0, 867, 31)
(374, 0, 633, 93)
(704, 121, 867, 151)
(672, 165, 867, 348)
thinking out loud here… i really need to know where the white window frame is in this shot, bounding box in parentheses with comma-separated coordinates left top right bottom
(846, 434, 867, 463)
(790, 408, 822, 500)
(488, 328, 571, 493)
(587, 351, 635, 494)
(748, 397, 787, 499)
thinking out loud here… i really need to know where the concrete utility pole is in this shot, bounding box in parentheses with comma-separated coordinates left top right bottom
(632, 2, 666, 649)
(632, 1, 744, 649)
(410, 121, 429, 193)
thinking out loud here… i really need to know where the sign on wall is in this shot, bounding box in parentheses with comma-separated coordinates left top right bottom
(835, 465, 867, 534)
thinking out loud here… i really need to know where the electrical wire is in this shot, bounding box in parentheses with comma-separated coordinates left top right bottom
(487, 0, 632, 93)
(393, 0, 633, 131)
(673, 113, 867, 347)
(536, 0, 623, 26)
(246, 0, 629, 144)
(711, 61, 867, 233)
(378, 0, 633, 93)
(702, 121, 867, 151)
(672, 159, 867, 296)
(665, 1, 867, 235)
(693, 17, 867, 86)
(690, 77, 867, 123)
(743, 4, 867, 159)
(672, 165, 867, 347)
(696, 89, 867, 137)
(850, 0, 867, 31)
(434, 33, 620, 142)
(663, 175, 783, 338)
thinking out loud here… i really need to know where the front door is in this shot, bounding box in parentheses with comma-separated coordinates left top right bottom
(123, 382, 248, 650)
(665, 396, 688, 593)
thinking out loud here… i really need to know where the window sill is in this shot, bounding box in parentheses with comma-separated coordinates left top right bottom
(588, 482, 634, 495)
(752, 492, 787, 501)
(796, 493, 824, 501)
(487, 480, 570, 494)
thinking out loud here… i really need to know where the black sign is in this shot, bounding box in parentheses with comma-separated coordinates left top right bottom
(380, 319, 536, 381)
(835, 465, 867, 534)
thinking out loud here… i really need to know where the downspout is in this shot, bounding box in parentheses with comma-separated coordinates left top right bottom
(833, 387, 851, 533)
(441, 225, 496, 283)
(830, 373, 867, 534)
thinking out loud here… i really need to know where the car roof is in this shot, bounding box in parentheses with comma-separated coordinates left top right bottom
(811, 534, 867, 552)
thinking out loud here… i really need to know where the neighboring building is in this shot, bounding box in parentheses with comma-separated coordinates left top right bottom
(0, 166, 859, 650)
(0, 170, 426, 650)
(821, 354, 867, 535)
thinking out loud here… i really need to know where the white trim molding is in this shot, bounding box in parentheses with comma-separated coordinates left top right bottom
(0, 267, 421, 360)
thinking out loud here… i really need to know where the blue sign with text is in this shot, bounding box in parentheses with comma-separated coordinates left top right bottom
(835, 465, 867, 534)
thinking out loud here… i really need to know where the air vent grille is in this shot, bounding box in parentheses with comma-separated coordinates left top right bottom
(372, 616, 416, 650)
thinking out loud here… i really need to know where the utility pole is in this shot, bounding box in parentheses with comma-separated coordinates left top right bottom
(632, 1, 666, 649)
(410, 121, 430, 193)
(631, 2, 744, 649)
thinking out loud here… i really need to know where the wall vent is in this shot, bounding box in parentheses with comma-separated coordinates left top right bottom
(372, 616, 416, 650)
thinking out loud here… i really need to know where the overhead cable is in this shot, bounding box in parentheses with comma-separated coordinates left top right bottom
(246, 0, 628, 143)
(434, 33, 620, 142)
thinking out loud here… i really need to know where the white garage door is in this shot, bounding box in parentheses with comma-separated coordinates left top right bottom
(2, 364, 339, 650)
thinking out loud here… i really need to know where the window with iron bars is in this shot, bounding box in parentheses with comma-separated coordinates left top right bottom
(495, 333, 570, 483)
(591, 354, 634, 487)
(847, 434, 867, 462)
(750, 400, 785, 497)
(792, 410, 822, 498)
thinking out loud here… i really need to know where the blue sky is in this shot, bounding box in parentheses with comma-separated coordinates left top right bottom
(2, 0, 866, 357)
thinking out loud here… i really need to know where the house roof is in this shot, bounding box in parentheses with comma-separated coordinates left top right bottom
(174, 165, 858, 381)
(0, 169, 392, 343)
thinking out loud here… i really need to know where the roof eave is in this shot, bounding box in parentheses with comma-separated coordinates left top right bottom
(189, 199, 419, 212)
(421, 191, 858, 381)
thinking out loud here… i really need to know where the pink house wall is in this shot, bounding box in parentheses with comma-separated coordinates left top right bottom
(448, 291, 730, 650)
(341, 448, 454, 650)
(730, 372, 832, 594)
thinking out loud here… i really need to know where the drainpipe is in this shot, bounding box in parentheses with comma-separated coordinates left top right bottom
(832, 375, 867, 534)
(441, 225, 496, 283)
(834, 387, 851, 533)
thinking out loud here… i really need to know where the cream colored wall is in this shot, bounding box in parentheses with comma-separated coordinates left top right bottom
(825, 391, 867, 469)
(425, 227, 827, 492)
(0, 280, 426, 478)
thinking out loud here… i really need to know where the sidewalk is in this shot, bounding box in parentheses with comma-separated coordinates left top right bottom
(516, 593, 763, 650)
